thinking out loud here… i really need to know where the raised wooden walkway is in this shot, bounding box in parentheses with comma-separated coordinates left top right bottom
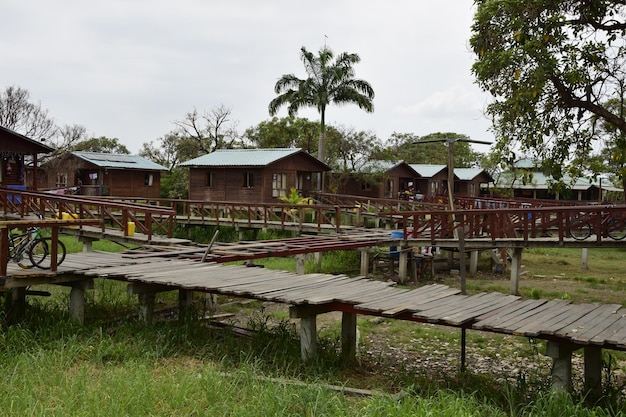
(2, 250, 621, 394)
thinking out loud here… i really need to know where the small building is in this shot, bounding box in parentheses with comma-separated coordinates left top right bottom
(455, 168, 494, 197)
(0, 125, 54, 190)
(41, 151, 167, 198)
(500, 158, 622, 201)
(331, 160, 420, 199)
(180, 148, 331, 203)
(408, 164, 450, 198)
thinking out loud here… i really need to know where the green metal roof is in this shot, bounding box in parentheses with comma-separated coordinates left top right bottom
(72, 151, 167, 171)
(408, 164, 447, 178)
(455, 167, 493, 182)
(179, 148, 322, 168)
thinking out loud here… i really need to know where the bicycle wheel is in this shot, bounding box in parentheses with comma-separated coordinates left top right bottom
(27, 238, 48, 268)
(32, 238, 66, 269)
(607, 218, 626, 240)
(569, 220, 591, 241)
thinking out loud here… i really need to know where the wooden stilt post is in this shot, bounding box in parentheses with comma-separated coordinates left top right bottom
(178, 289, 194, 322)
(398, 248, 408, 284)
(138, 293, 156, 325)
(295, 254, 306, 275)
(581, 248, 589, 270)
(584, 346, 602, 400)
(360, 249, 370, 277)
(510, 248, 523, 295)
(69, 279, 93, 325)
(469, 251, 479, 275)
(341, 312, 357, 364)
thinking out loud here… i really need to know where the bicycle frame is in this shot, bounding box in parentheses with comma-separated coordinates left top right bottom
(8, 227, 41, 262)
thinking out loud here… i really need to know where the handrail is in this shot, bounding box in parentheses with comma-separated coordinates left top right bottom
(0, 188, 175, 239)
(0, 218, 101, 275)
(382, 204, 626, 244)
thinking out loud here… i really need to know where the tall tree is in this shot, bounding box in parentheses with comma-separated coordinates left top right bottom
(375, 132, 482, 167)
(268, 46, 375, 163)
(72, 136, 130, 154)
(244, 116, 319, 152)
(470, 1, 626, 183)
(0, 85, 56, 141)
(174, 105, 241, 155)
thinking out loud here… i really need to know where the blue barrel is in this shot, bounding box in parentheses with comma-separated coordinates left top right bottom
(390, 230, 404, 259)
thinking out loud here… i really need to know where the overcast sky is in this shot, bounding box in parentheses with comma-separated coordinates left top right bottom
(1, 1, 493, 154)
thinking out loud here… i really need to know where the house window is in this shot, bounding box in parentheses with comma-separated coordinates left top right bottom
(272, 173, 287, 197)
(56, 173, 68, 187)
(144, 174, 153, 186)
(243, 172, 254, 188)
(469, 183, 476, 197)
(205, 172, 214, 187)
(361, 182, 372, 191)
(430, 180, 438, 196)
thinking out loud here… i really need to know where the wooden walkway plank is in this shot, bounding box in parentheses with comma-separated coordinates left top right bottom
(440, 294, 521, 325)
(485, 299, 570, 334)
(526, 303, 603, 337)
(376, 287, 463, 317)
(414, 292, 500, 322)
(564, 304, 624, 342)
(589, 316, 626, 345)
(473, 299, 546, 329)
(358, 285, 459, 314)
(510, 300, 576, 336)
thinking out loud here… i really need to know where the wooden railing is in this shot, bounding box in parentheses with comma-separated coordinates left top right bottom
(387, 204, 626, 244)
(0, 188, 175, 239)
(0, 218, 101, 275)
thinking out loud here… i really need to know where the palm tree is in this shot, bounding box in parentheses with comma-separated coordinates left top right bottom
(268, 46, 375, 164)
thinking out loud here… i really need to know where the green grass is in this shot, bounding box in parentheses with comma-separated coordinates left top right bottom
(6, 235, 626, 415)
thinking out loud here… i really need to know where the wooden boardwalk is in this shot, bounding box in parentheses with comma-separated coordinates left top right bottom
(2, 249, 623, 393)
(5, 251, 626, 352)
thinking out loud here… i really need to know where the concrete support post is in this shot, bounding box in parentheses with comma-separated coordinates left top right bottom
(510, 248, 523, 295)
(398, 248, 408, 284)
(295, 254, 306, 275)
(469, 251, 479, 276)
(178, 289, 194, 321)
(300, 315, 317, 360)
(69, 280, 93, 324)
(9, 287, 26, 323)
(138, 293, 156, 325)
(581, 248, 589, 270)
(584, 346, 602, 400)
(360, 249, 370, 277)
(82, 239, 93, 253)
(205, 293, 217, 314)
(341, 312, 358, 364)
(290, 305, 331, 361)
(546, 341, 576, 393)
(314, 252, 322, 271)
(70, 286, 85, 324)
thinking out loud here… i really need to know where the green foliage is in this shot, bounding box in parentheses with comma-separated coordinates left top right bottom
(374, 132, 483, 167)
(159, 167, 188, 199)
(269, 45, 375, 163)
(72, 136, 130, 154)
(244, 116, 320, 152)
(470, 1, 626, 182)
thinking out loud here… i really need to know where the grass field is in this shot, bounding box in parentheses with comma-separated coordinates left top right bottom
(1, 236, 626, 415)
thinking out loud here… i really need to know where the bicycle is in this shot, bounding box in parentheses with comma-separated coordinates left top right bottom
(569, 211, 626, 241)
(8, 226, 67, 269)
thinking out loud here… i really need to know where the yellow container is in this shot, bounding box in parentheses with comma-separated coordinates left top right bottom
(62, 212, 77, 220)
(127, 222, 135, 236)
(60, 212, 79, 227)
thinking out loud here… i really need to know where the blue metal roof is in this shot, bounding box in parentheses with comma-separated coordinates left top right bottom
(179, 148, 309, 167)
(72, 152, 168, 171)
